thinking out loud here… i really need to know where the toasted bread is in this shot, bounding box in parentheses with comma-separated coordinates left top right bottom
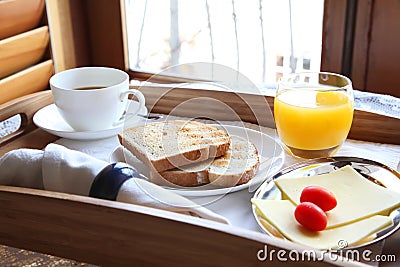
(118, 120, 230, 172)
(151, 135, 260, 187)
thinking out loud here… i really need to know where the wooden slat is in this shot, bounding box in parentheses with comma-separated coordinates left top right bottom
(135, 86, 276, 129)
(134, 85, 400, 145)
(0, 60, 53, 105)
(349, 110, 400, 144)
(0, 0, 45, 40)
(0, 26, 49, 79)
(0, 185, 362, 267)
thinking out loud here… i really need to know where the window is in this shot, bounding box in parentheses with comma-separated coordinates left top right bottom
(125, 0, 324, 88)
(48, 0, 400, 97)
(44, 0, 400, 143)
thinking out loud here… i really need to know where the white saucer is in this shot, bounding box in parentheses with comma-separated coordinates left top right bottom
(33, 104, 148, 140)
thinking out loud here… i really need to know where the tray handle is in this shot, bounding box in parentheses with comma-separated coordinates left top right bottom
(0, 90, 53, 145)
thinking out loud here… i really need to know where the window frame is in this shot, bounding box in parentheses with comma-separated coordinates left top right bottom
(45, 0, 400, 144)
(48, 0, 400, 95)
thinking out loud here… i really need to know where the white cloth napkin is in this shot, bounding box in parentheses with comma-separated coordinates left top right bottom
(0, 144, 229, 224)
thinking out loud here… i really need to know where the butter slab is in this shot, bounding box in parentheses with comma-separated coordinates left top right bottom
(252, 199, 393, 250)
(274, 165, 400, 228)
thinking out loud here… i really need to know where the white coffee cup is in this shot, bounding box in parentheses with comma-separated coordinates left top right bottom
(50, 67, 145, 131)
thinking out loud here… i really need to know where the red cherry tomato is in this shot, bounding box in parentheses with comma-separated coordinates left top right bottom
(294, 202, 327, 231)
(300, 186, 337, 212)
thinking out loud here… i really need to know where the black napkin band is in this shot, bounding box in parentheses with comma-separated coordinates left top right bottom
(89, 162, 141, 201)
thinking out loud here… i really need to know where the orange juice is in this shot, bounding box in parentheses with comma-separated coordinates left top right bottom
(274, 89, 354, 157)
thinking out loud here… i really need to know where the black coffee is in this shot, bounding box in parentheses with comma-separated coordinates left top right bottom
(73, 86, 106, 90)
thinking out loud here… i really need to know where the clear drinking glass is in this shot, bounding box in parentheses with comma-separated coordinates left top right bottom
(274, 72, 354, 159)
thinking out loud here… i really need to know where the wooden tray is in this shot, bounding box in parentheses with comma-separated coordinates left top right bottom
(0, 90, 394, 266)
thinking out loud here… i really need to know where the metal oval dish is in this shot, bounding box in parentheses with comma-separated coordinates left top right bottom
(252, 156, 400, 250)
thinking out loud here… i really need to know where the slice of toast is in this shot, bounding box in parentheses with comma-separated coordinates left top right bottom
(151, 135, 260, 187)
(118, 120, 230, 172)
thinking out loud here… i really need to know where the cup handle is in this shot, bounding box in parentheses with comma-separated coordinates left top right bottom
(113, 89, 146, 126)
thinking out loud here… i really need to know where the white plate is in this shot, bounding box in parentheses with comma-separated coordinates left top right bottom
(33, 103, 148, 140)
(110, 124, 285, 196)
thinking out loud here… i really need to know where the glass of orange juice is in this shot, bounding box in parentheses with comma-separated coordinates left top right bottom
(274, 72, 354, 159)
